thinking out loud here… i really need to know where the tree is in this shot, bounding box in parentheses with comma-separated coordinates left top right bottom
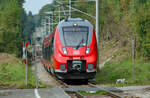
(23, 11, 35, 42)
(0, 0, 25, 56)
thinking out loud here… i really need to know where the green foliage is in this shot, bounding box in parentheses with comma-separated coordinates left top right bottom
(99, 0, 150, 59)
(95, 58, 150, 86)
(34, 0, 150, 59)
(0, 0, 25, 56)
(78, 90, 108, 96)
(135, 1, 150, 58)
(0, 61, 35, 88)
(23, 11, 35, 41)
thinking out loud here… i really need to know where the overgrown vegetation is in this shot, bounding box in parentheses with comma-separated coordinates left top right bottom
(35, 1, 150, 86)
(0, 0, 150, 87)
(0, 63, 36, 88)
(93, 0, 150, 86)
(99, 0, 150, 59)
(96, 56, 150, 86)
(0, 0, 35, 56)
(78, 90, 108, 96)
(37, 0, 150, 59)
(0, 53, 51, 88)
(23, 11, 35, 42)
(0, 0, 25, 56)
(0, 53, 35, 88)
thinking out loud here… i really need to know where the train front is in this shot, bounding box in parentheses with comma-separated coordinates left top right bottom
(53, 18, 98, 80)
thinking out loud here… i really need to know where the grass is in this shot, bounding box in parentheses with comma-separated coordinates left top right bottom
(0, 53, 52, 89)
(78, 90, 108, 96)
(95, 57, 150, 86)
(96, 39, 150, 86)
(0, 62, 36, 88)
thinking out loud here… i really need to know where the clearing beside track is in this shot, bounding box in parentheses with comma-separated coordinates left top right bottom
(0, 53, 35, 89)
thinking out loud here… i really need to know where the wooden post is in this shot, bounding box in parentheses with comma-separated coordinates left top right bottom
(96, 0, 100, 72)
(132, 37, 136, 80)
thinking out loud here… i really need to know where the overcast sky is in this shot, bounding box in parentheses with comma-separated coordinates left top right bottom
(23, 0, 53, 15)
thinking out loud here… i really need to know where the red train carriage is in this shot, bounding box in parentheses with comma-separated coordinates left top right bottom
(42, 18, 98, 80)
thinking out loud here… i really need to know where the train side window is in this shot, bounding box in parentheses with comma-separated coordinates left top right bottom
(44, 47, 46, 59)
(45, 47, 46, 60)
(46, 47, 48, 60)
(45, 47, 47, 60)
(42, 45, 45, 59)
(51, 37, 54, 54)
(47, 47, 49, 60)
(49, 45, 51, 61)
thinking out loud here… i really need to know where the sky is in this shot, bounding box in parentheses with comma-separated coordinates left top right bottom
(23, 0, 53, 15)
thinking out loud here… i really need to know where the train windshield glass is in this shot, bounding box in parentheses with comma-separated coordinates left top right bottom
(63, 26, 89, 47)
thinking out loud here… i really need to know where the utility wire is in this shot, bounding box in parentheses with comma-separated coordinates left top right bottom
(55, 0, 96, 19)
(45, 16, 58, 23)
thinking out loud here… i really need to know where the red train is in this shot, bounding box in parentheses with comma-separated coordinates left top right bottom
(42, 18, 98, 80)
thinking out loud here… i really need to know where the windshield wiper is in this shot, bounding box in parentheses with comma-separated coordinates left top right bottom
(76, 39, 84, 49)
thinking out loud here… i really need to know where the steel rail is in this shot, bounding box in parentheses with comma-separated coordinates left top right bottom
(88, 83, 123, 98)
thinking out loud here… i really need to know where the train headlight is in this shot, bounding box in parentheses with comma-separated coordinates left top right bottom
(86, 47, 90, 54)
(73, 23, 78, 26)
(88, 64, 94, 70)
(62, 48, 67, 54)
(60, 64, 66, 71)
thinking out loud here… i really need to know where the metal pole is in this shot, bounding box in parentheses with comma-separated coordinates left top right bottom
(50, 14, 51, 33)
(43, 18, 46, 37)
(69, 0, 71, 18)
(96, 0, 99, 49)
(59, 7, 61, 22)
(46, 18, 48, 35)
(96, 0, 100, 71)
(61, 5, 67, 17)
(25, 49, 28, 86)
(45, 18, 46, 36)
(132, 37, 136, 80)
(48, 15, 51, 34)
(49, 15, 51, 34)
(35, 59, 38, 88)
(25, 64, 28, 86)
(42, 19, 44, 41)
(52, 12, 54, 31)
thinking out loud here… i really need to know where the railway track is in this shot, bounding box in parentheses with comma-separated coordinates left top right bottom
(36, 60, 149, 98)
(38, 58, 123, 98)
(46, 71, 123, 98)
(88, 83, 122, 98)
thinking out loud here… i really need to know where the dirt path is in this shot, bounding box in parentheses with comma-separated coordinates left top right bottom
(32, 60, 59, 87)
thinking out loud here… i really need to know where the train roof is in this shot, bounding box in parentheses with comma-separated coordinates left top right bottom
(57, 18, 93, 28)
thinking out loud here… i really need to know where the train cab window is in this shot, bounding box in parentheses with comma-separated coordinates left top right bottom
(62, 26, 89, 47)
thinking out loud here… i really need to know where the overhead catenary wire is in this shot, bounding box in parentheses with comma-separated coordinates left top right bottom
(60, 0, 95, 3)
(44, 10, 76, 13)
(45, 16, 58, 23)
(55, 0, 96, 19)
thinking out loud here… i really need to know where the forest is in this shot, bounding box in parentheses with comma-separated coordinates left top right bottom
(34, 0, 150, 59)
(0, 0, 35, 56)
(0, 0, 150, 59)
